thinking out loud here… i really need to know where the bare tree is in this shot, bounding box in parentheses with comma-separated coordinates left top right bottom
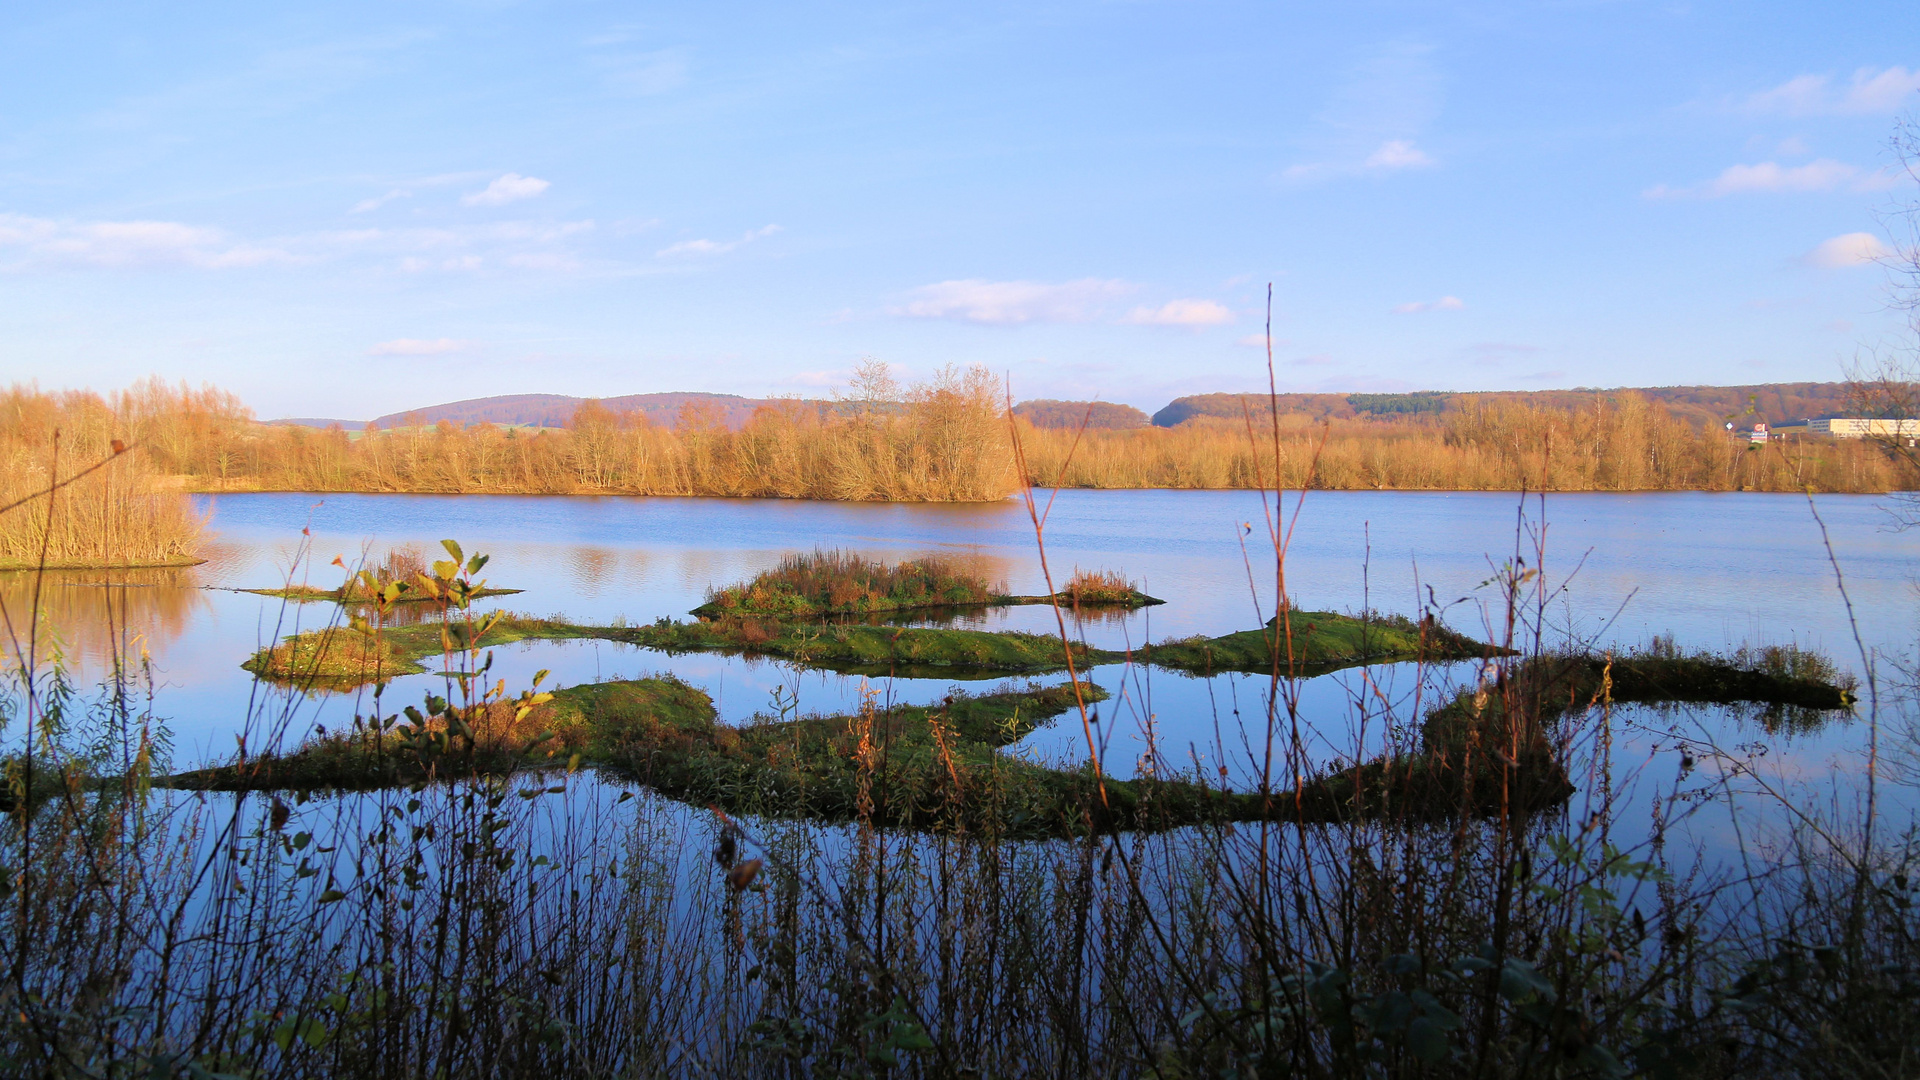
(1845, 117, 1920, 502)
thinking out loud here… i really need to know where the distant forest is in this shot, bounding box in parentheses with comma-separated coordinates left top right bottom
(1141, 383, 1859, 430)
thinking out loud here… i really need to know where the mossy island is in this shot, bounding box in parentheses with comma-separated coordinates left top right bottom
(239, 606, 1504, 689)
(196, 639, 1857, 835)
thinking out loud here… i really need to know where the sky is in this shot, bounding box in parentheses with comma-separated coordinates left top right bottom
(0, 1, 1916, 419)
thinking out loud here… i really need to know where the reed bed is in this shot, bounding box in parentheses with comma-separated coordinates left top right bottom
(108, 368, 1016, 502)
(13, 377, 1912, 513)
(0, 387, 204, 569)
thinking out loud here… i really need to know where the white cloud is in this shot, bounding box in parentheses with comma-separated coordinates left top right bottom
(1125, 299, 1234, 326)
(1644, 159, 1879, 198)
(1393, 296, 1464, 314)
(656, 224, 780, 257)
(894, 278, 1132, 325)
(0, 213, 294, 269)
(461, 173, 551, 207)
(369, 338, 464, 356)
(350, 188, 411, 214)
(1805, 232, 1892, 268)
(1742, 66, 1920, 116)
(1364, 139, 1434, 170)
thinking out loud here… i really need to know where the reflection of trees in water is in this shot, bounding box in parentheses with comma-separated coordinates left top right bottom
(0, 567, 209, 669)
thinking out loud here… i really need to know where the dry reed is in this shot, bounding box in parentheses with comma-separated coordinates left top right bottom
(0, 386, 204, 570)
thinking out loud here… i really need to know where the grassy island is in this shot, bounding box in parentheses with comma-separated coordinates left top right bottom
(691, 550, 1160, 620)
(192, 641, 1859, 833)
(170, 677, 1263, 836)
(1280, 643, 1856, 822)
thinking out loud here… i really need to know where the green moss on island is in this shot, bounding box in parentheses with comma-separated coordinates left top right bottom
(171, 676, 1258, 836)
(242, 608, 1506, 690)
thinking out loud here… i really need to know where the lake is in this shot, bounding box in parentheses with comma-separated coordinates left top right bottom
(3, 488, 1914, 856)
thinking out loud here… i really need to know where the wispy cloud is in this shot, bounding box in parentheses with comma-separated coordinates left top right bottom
(1643, 159, 1888, 198)
(1285, 139, 1437, 181)
(0, 206, 603, 276)
(894, 278, 1132, 325)
(1740, 66, 1920, 116)
(656, 224, 780, 257)
(350, 188, 412, 214)
(1124, 299, 1234, 326)
(0, 213, 295, 269)
(1393, 296, 1464, 314)
(1805, 231, 1891, 267)
(1281, 42, 1444, 183)
(1363, 139, 1434, 170)
(369, 337, 465, 356)
(461, 173, 551, 207)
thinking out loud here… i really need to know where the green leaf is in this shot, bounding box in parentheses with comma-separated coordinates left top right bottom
(441, 539, 464, 564)
(1406, 1016, 1450, 1062)
(317, 888, 348, 904)
(1498, 958, 1555, 1004)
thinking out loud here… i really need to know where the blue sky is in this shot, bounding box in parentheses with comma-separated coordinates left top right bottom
(1, 1, 1915, 418)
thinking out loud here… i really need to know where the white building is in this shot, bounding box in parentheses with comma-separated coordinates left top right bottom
(1809, 418, 1920, 438)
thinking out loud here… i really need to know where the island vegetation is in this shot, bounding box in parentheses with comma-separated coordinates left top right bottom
(200, 587, 1856, 838)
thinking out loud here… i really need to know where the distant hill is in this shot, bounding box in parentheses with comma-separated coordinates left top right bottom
(368, 393, 803, 432)
(335, 381, 1859, 436)
(268, 417, 369, 430)
(1151, 383, 1858, 429)
(1012, 400, 1150, 429)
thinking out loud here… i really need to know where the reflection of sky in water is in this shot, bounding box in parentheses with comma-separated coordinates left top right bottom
(0, 490, 1910, 843)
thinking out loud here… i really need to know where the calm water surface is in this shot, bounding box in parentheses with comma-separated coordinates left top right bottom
(3, 489, 1914, 855)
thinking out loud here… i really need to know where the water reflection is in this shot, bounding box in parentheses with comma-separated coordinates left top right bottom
(0, 566, 210, 669)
